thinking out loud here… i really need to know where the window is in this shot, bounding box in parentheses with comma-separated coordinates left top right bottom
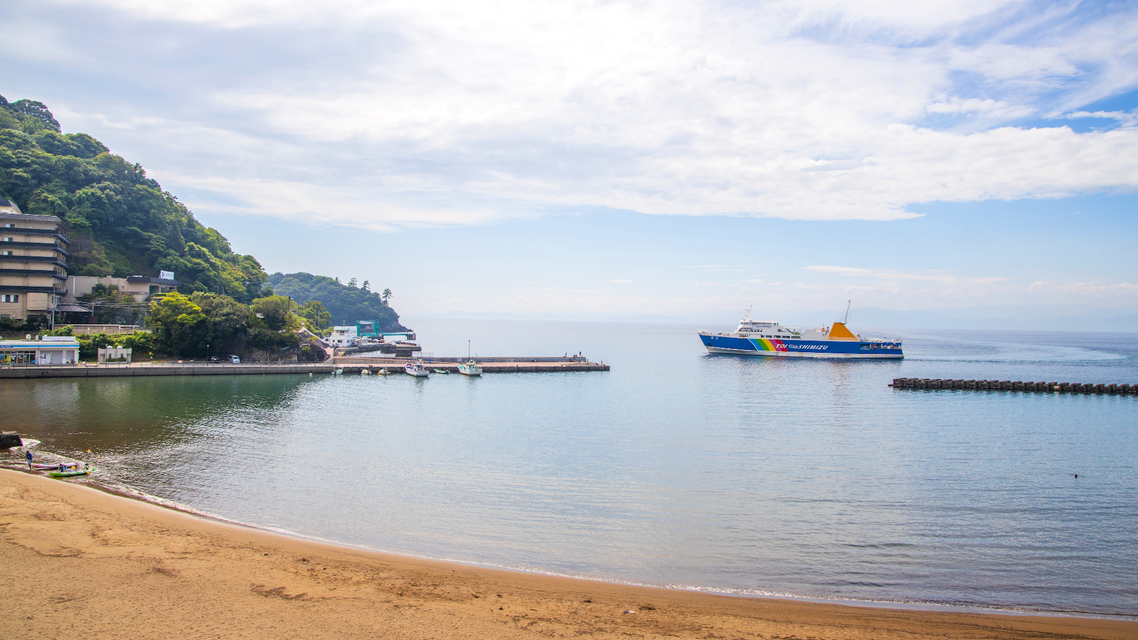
(1, 294, 18, 303)
(2, 237, 12, 242)
(3, 223, 13, 228)
(0, 251, 10, 256)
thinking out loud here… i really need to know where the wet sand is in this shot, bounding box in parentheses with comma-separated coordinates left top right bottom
(2, 469, 1134, 640)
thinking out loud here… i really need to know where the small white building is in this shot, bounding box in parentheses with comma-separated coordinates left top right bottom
(327, 325, 358, 347)
(0, 336, 80, 365)
(97, 346, 132, 363)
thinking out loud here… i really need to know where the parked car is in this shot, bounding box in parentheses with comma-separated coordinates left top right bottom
(209, 356, 219, 363)
(229, 355, 241, 364)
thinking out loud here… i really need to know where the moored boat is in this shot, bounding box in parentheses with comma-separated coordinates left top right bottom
(457, 360, 482, 376)
(433, 368, 450, 375)
(48, 466, 92, 478)
(404, 360, 429, 377)
(698, 306, 902, 359)
(30, 462, 79, 470)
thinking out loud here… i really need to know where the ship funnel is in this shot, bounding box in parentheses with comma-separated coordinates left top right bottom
(827, 322, 858, 341)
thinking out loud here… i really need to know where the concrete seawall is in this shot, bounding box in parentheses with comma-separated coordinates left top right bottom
(0, 357, 609, 379)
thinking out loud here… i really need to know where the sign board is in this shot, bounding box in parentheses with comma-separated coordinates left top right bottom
(159, 270, 175, 281)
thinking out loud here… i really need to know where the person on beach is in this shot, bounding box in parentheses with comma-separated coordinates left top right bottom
(26, 450, 33, 468)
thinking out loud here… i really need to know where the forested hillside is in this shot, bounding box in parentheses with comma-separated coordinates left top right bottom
(0, 93, 405, 355)
(0, 94, 267, 300)
(267, 272, 405, 330)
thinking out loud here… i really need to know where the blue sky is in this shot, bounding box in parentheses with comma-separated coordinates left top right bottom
(2, 0, 1137, 326)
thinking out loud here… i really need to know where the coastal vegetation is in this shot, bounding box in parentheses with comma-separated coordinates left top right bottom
(0, 93, 404, 357)
(266, 272, 405, 330)
(0, 94, 267, 301)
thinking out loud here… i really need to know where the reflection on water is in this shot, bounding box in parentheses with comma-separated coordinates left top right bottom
(2, 321, 1137, 615)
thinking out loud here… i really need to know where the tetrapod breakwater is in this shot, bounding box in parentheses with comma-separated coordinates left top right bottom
(890, 378, 1136, 395)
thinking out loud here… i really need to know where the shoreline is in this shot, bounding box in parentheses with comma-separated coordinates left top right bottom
(5, 461, 1127, 622)
(2, 468, 1135, 639)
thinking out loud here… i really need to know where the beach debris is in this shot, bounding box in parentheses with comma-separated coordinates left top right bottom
(623, 609, 635, 614)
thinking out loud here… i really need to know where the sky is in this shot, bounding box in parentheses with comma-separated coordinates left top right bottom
(2, 0, 1138, 327)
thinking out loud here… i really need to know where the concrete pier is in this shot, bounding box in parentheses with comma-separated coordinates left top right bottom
(337, 355, 608, 374)
(0, 356, 608, 379)
(891, 378, 1135, 395)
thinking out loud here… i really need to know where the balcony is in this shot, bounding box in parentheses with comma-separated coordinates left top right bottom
(0, 240, 70, 258)
(0, 284, 60, 295)
(0, 227, 71, 244)
(0, 267, 67, 280)
(0, 255, 68, 268)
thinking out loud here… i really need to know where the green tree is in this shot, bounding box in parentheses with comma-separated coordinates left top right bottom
(190, 292, 249, 355)
(266, 272, 405, 329)
(146, 292, 207, 357)
(299, 300, 331, 331)
(250, 295, 294, 332)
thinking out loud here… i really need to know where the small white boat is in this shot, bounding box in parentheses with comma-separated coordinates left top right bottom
(458, 340, 482, 376)
(332, 368, 343, 376)
(378, 368, 391, 375)
(404, 360, 429, 377)
(433, 368, 450, 375)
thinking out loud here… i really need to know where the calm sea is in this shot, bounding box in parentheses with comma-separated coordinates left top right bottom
(3, 318, 1136, 616)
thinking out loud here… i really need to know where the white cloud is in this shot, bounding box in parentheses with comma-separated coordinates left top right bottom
(27, 0, 1138, 225)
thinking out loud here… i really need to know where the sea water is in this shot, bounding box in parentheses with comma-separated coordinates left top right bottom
(2, 319, 1136, 616)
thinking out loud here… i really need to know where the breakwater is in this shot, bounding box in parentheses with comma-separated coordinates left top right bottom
(338, 355, 608, 373)
(0, 356, 608, 379)
(891, 378, 1136, 394)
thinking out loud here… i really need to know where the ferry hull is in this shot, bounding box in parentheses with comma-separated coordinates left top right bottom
(699, 333, 903, 359)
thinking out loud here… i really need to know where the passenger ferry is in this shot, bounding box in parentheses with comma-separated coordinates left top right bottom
(698, 307, 903, 359)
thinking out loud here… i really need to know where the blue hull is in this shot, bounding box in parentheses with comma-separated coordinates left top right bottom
(700, 333, 903, 359)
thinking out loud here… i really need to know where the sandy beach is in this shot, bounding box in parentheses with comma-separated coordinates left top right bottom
(1, 469, 1134, 640)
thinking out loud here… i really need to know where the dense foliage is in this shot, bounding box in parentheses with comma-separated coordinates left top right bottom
(0, 94, 267, 301)
(267, 272, 405, 330)
(1, 93, 404, 358)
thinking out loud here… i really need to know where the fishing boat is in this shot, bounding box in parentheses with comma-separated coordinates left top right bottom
(458, 340, 482, 376)
(698, 304, 903, 359)
(48, 466, 92, 478)
(30, 462, 79, 470)
(458, 360, 482, 376)
(404, 360, 429, 377)
(433, 368, 450, 375)
(378, 368, 391, 375)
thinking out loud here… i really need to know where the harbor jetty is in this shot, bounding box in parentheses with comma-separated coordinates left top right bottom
(0, 356, 608, 379)
(340, 355, 608, 374)
(891, 378, 1136, 395)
